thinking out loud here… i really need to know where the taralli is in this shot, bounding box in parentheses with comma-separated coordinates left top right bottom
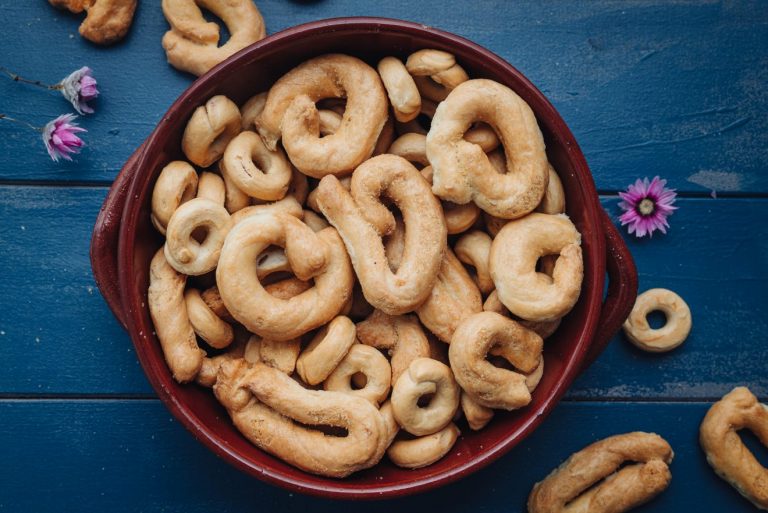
(303, 210, 330, 232)
(221, 131, 293, 201)
(240, 92, 267, 131)
(151, 161, 198, 235)
(356, 310, 431, 383)
(482, 290, 562, 340)
(388, 133, 430, 168)
(295, 315, 357, 385)
(182, 95, 242, 167)
(148, 249, 205, 383)
(315, 154, 446, 315)
(421, 166, 481, 234)
(219, 161, 251, 214)
(164, 197, 232, 276)
(387, 423, 461, 469)
(196, 171, 226, 205)
(214, 360, 388, 478)
(415, 248, 483, 343)
(413, 75, 449, 103)
(536, 165, 566, 215)
(528, 432, 674, 513)
(427, 79, 549, 219)
(161, 0, 266, 76)
(184, 288, 233, 349)
(391, 358, 460, 436)
(229, 194, 303, 225)
(200, 285, 233, 321)
(449, 312, 542, 410)
(461, 392, 494, 431)
(699, 387, 768, 510)
(464, 123, 500, 153)
(49, 0, 137, 45)
(324, 344, 392, 405)
(254, 336, 301, 374)
(257, 54, 388, 177)
(454, 230, 494, 295)
(405, 49, 456, 76)
(378, 57, 421, 123)
(195, 333, 246, 387)
(490, 213, 583, 322)
(217, 213, 354, 340)
(623, 288, 692, 352)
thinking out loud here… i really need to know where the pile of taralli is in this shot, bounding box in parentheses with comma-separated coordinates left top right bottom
(148, 49, 582, 477)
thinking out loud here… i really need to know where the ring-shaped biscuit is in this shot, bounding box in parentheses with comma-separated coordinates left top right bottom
(482, 290, 562, 339)
(315, 154, 447, 315)
(148, 249, 205, 383)
(324, 344, 392, 405)
(699, 387, 768, 510)
(184, 287, 233, 349)
(295, 315, 357, 385)
(427, 79, 549, 219)
(182, 95, 242, 167)
(391, 357, 460, 436)
(623, 288, 692, 352)
(257, 54, 388, 178)
(151, 160, 199, 235)
(216, 212, 354, 341)
(422, 166, 481, 234)
(221, 131, 293, 201)
(454, 230, 494, 295)
(449, 312, 542, 410)
(490, 213, 583, 322)
(161, 0, 266, 77)
(164, 197, 232, 276)
(387, 423, 460, 469)
(378, 57, 421, 123)
(528, 432, 674, 513)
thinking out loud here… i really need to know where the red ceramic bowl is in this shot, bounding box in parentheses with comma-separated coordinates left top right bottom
(90, 18, 637, 499)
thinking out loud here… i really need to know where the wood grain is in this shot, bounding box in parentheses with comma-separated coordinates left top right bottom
(0, 1, 765, 192)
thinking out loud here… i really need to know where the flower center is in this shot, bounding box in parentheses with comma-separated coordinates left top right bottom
(637, 198, 655, 216)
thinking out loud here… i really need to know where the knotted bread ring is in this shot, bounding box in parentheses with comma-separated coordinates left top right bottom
(151, 161, 199, 235)
(315, 154, 447, 315)
(161, 0, 266, 76)
(164, 197, 232, 275)
(217, 212, 354, 341)
(490, 213, 583, 322)
(700, 387, 768, 510)
(324, 344, 392, 405)
(220, 131, 293, 201)
(148, 249, 205, 383)
(449, 312, 542, 410)
(391, 357, 460, 436)
(623, 288, 692, 352)
(427, 79, 549, 219)
(214, 360, 388, 478)
(182, 95, 242, 167)
(257, 54, 388, 178)
(387, 423, 461, 469)
(528, 432, 674, 513)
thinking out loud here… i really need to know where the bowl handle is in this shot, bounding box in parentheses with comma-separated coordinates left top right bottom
(89, 142, 146, 329)
(580, 208, 638, 371)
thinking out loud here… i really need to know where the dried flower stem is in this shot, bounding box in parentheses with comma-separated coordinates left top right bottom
(0, 113, 42, 132)
(0, 66, 61, 90)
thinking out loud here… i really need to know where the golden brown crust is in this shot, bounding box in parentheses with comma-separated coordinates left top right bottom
(151, 161, 198, 235)
(220, 131, 292, 201)
(324, 344, 392, 405)
(623, 288, 692, 352)
(387, 423, 460, 469)
(295, 316, 357, 385)
(184, 287, 233, 348)
(454, 230, 494, 295)
(700, 387, 768, 510)
(182, 95, 242, 167)
(50, 0, 137, 45)
(528, 432, 673, 513)
(356, 310, 430, 383)
(391, 358, 459, 436)
(378, 57, 421, 123)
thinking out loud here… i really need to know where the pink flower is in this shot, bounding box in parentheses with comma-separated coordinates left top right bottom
(59, 67, 99, 115)
(618, 176, 678, 237)
(42, 114, 86, 162)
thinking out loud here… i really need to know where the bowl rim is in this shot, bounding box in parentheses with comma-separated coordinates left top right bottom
(117, 16, 606, 499)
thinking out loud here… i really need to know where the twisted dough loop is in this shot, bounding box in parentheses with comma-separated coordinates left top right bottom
(182, 95, 242, 167)
(151, 161, 198, 235)
(387, 423, 461, 469)
(700, 387, 768, 510)
(528, 432, 674, 513)
(221, 131, 293, 201)
(483, 290, 562, 340)
(454, 230, 494, 295)
(216, 212, 354, 340)
(161, 0, 266, 76)
(316, 154, 447, 315)
(490, 213, 583, 322)
(164, 197, 232, 276)
(148, 249, 204, 383)
(427, 79, 549, 219)
(378, 57, 421, 123)
(257, 54, 388, 177)
(391, 358, 459, 436)
(623, 288, 692, 352)
(214, 360, 388, 478)
(324, 344, 392, 405)
(295, 315, 357, 385)
(184, 288, 233, 349)
(449, 312, 542, 410)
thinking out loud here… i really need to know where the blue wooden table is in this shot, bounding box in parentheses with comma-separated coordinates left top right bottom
(1, 1, 766, 511)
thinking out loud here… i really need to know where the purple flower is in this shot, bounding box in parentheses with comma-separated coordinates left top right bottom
(618, 176, 678, 237)
(42, 114, 86, 162)
(59, 67, 99, 115)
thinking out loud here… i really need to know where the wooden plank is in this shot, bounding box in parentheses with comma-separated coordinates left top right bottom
(0, 1, 766, 193)
(0, 399, 762, 511)
(0, 186, 765, 398)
